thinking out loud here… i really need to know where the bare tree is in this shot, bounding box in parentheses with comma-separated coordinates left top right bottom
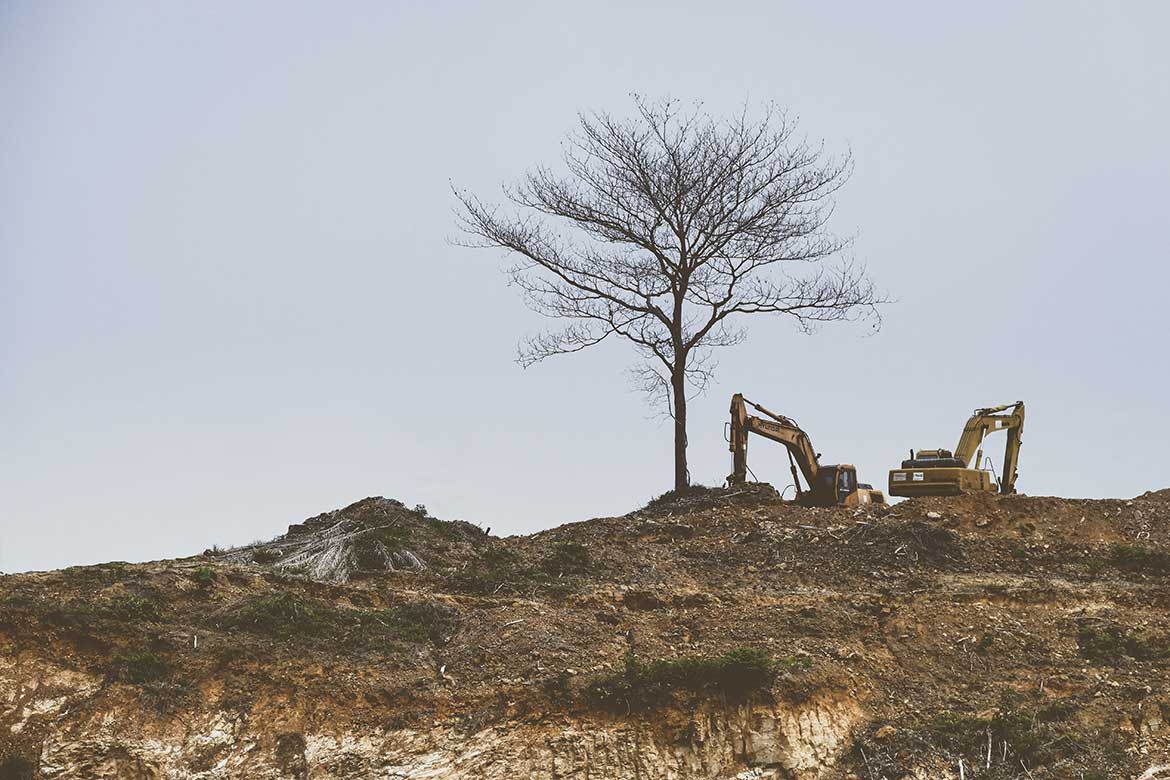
(455, 98, 882, 493)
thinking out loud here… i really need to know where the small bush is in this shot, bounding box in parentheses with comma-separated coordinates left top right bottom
(586, 647, 780, 713)
(251, 547, 282, 564)
(105, 594, 162, 621)
(1110, 544, 1170, 576)
(448, 547, 527, 595)
(358, 601, 459, 645)
(191, 567, 216, 587)
(1077, 622, 1169, 665)
(426, 516, 474, 541)
(41, 594, 161, 626)
(540, 541, 592, 577)
(228, 592, 330, 638)
(110, 648, 167, 683)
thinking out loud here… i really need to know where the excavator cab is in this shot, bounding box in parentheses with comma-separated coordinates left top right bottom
(808, 465, 874, 508)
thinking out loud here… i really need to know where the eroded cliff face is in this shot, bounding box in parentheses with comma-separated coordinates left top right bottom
(6, 489, 1170, 779)
(7, 652, 861, 779)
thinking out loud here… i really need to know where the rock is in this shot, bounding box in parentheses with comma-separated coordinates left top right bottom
(926, 511, 943, 520)
(874, 724, 898, 740)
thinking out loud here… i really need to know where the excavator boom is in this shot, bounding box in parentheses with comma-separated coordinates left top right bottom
(729, 394, 820, 488)
(727, 393, 885, 507)
(889, 401, 1025, 497)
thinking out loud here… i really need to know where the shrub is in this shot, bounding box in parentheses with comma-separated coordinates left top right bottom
(227, 592, 330, 638)
(110, 648, 167, 683)
(358, 601, 459, 645)
(448, 547, 527, 595)
(540, 541, 592, 577)
(1110, 544, 1170, 576)
(191, 567, 216, 587)
(586, 647, 781, 713)
(251, 547, 282, 564)
(1077, 622, 1169, 665)
(105, 594, 162, 621)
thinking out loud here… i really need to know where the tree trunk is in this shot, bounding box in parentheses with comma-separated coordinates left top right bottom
(672, 369, 688, 493)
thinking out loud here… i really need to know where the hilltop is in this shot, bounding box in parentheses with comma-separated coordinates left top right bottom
(3, 487, 1170, 779)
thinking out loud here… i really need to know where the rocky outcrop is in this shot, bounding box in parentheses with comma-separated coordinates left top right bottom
(30, 699, 861, 779)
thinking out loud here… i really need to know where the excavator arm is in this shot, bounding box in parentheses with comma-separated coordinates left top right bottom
(728, 393, 820, 492)
(953, 401, 1025, 494)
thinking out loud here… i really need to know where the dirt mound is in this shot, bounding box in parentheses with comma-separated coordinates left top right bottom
(209, 496, 488, 581)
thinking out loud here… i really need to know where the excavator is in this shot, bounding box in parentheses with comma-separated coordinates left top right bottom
(726, 393, 886, 507)
(888, 401, 1025, 497)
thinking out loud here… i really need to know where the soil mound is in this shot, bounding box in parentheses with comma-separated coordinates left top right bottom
(210, 496, 488, 581)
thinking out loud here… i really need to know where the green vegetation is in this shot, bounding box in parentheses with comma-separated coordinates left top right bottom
(1109, 544, 1170, 576)
(105, 594, 162, 621)
(447, 547, 528, 595)
(37, 592, 162, 628)
(857, 691, 1131, 778)
(221, 591, 459, 648)
(251, 547, 282, 564)
(355, 601, 459, 646)
(540, 541, 592, 577)
(191, 567, 216, 587)
(226, 592, 330, 638)
(446, 543, 590, 597)
(1076, 622, 1169, 665)
(586, 647, 787, 712)
(109, 648, 167, 683)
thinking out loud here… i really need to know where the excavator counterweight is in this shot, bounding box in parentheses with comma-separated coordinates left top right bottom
(727, 394, 885, 507)
(888, 401, 1025, 497)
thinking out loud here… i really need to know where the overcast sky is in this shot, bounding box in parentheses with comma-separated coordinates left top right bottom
(2, 2, 1168, 573)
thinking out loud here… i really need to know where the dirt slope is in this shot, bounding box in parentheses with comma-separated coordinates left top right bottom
(4, 488, 1170, 779)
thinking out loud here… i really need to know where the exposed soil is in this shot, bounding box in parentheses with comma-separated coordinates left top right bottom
(3, 486, 1170, 778)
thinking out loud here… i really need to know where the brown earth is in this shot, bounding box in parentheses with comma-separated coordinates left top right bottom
(3, 487, 1170, 779)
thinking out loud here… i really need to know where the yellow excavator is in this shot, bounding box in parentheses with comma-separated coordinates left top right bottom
(888, 401, 1025, 497)
(727, 393, 886, 507)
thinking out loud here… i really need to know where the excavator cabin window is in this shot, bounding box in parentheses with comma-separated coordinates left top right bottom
(838, 468, 855, 502)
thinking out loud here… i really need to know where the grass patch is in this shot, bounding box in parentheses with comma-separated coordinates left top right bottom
(446, 544, 586, 597)
(447, 547, 529, 595)
(251, 547, 282, 564)
(1076, 622, 1169, 665)
(38, 593, 162, 627)
(356, 601, 459, 645)
(109, 648, 167, 683)
(1109, 544, 1170, 576)
(586, 647, 784, 713)
(191, 567, 216, 587)
(540, 541, 591, 577)
(220, 592, 458, 649)
(105, 594, 162, 621)
(226, 592, 331, 638)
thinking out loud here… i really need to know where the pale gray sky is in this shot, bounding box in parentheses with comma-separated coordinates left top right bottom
(3, 1, 1168, 573)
